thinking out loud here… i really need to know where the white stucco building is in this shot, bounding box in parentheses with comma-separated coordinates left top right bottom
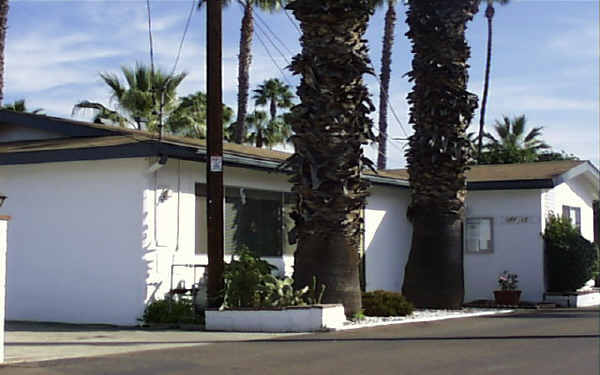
(0, 110, 598, 325)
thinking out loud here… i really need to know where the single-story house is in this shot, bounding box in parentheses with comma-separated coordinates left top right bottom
(0, 110, 598, 325)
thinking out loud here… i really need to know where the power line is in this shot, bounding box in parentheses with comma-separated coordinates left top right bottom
(254, 20, 291, 66)
(367, 62, 410, 138)
(254, 27, 293, 87)
(171, 0, 197, 76)
(276, 0, 301, 34)
(234, 2, 292, 87)
(253, 9, 295, 57)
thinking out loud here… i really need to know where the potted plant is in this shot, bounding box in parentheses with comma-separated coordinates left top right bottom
(494, 271, 521, 306)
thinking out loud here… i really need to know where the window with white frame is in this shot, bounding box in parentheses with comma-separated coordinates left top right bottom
(465, 218, 493, 253)
(562, 205, 581, 233)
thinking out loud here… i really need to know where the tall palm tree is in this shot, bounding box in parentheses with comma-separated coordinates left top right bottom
(2, 99, 43, 114)
(482, 114, 550, 162)
(252, 78, 294, 121)
(476, 0, 510, 161)
(231, 0, 285, 144)
(73, 64, 186, 132)
(402, 0, 480, 308)
(165, 91, 233, 139)
(285, 0, 376, 317)
(0, 0, 8, 106)
(374, 0, 397, 170)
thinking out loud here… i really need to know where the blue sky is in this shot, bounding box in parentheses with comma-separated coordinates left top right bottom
(4, 0, 599, 168)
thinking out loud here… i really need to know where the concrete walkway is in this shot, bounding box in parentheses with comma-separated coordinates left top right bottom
(4, 321, 299, 363)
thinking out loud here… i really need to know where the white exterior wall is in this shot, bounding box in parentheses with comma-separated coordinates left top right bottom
(0, 218, 7, 362)
(364, 185, 411, 292)
(0, 157, 299, 325)
(464, 190, 544, 302)
(543, 177, 596, 242)
(0, 159, 148, 325)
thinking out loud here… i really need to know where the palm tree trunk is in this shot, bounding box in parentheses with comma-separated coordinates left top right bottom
(256, 127, 263, 148)
(0, 0, 9, 106)
(476, 2, 495, 161)
(377, 0, 396, 170)
(269, 96, 277, 121)
(402, 0, 479, 308)
(286, 0, 376, 318)
(233, 2, 253, 144)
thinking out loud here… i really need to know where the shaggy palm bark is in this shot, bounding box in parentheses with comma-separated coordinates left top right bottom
(233, 2, 253, 144)
(0, 0, 8, 106)
(376, 0, 396, 170)
(286, 0, 376, 317)
(402, 0, 479, 308)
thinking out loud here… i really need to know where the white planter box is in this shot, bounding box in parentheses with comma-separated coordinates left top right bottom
(205, 304, 346, 332)
(544, 290, 600, 307)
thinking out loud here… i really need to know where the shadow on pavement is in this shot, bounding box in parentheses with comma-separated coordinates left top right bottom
(482, 309, 600, 319)
(6, 333, 599, 347)
(256, 334, 600, 343)
(5, 321, 135, 332)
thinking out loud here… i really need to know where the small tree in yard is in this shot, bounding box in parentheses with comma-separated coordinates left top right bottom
(544, 214, 598, 292)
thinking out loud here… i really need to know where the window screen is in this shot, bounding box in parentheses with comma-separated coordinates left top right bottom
(196, 184, 298, 257)
(225, 187, 283, 257)
(465, 218, 493, 253)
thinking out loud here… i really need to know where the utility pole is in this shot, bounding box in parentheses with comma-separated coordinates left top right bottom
(206, 0, 224, 307)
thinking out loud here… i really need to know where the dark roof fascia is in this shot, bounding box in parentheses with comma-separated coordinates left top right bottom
(364, 174, 410, 188)
(467, 179, 555, 191)
(0, 141, 206, 166)
(0, 111, 121, 137)
(222, 153, 287, 172)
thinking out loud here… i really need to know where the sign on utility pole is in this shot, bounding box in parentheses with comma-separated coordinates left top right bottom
(206, 0, 224, 307)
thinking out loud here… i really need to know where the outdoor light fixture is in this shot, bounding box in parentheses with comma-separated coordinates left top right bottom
(0, 194, 6, 208)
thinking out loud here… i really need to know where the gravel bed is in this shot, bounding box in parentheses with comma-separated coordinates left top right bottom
(335, 308, 514, 331)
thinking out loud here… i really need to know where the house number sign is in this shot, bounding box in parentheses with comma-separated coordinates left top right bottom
(501, 216, 538, 224)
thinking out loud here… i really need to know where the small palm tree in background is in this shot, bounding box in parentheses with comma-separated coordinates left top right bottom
(73, 64, 186, 132)
(252, 78, 294, 122)
(2, 99, 43, 114)
(481, 114, 550, 163)
(165, 91, 233, 139)
(245, 110, 290, 148)
(231, 0, 286, 144)
(476, 0, 510, 161)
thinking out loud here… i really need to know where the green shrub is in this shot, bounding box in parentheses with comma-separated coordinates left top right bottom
(362, 290, 414, 317)
(260, 275, 309, 307)
(139, 298, 201, 324)
(544, 214, 598, 291)
(221, 248, 324, 309)
(222, 248, 276, 309)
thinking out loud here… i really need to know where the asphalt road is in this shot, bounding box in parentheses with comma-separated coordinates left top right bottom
(1, 308, 598, 375)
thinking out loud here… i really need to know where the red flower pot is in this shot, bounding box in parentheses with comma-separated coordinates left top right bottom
(494, 290, 521, 306)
